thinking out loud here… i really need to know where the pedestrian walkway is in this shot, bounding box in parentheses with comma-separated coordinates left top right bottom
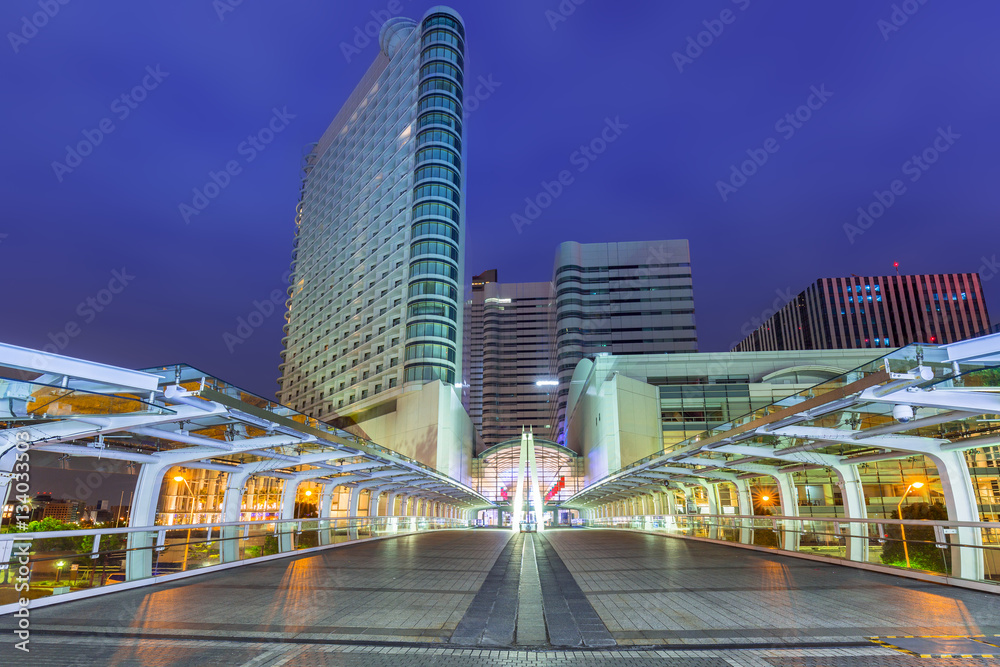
(4, 528, 1000, 665)
(545, 529, 1000, 646)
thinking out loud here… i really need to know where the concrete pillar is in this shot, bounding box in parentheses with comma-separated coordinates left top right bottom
(698, 481, 719, 539)
(924, 449, 984, 580)
(278, 478, 299, 553)
(775, 473, 800, 551)
(219, 470, 253, 563)
(831, 463, 868, 563)
(348, 485, 364, 539)
(368, 489, 381, 518)
(0, 446, 19, 510)
(733, 479, 754, 544)
(125, 461, 172, 580)
(318, 483, 334, 546)
(698, 481, 719, 514)
(386, 492, 400, 517)
(652, 493, 663, 516)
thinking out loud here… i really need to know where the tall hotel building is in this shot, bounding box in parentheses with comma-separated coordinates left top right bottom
(733, 273, 991, 352)
(277, 9, 472, 476)
(463, 270, 557, 452)
(551, 240, 698, 444)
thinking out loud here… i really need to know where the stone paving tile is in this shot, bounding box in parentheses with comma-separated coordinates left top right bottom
(9, 636, 1000, 666)
(544, 529, 1000, 645)
(0, 530, 510, 644)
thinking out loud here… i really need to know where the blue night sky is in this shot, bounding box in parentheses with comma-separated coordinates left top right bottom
(1, 0, 998, 399)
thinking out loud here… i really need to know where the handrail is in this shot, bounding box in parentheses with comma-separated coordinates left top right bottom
(0, 515, 449, 540)
(597, 513, 1000, 529)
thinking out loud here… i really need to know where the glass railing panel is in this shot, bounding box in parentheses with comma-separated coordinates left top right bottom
(0, 376, 174, 420)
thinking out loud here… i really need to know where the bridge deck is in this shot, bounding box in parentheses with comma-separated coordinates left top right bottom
(3, 528, 1000, 665)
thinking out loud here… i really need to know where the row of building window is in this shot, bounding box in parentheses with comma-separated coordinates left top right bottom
(423, 13, 465, 39)
(404, 342, 457, 363)
(418, 94, 462, 116)
(412, 200, 459, 223)
(421, 45, 463, 68)
(406, 320, 457, 342)
(409, 260, 458, 281)
(417, 128, 461, 152)
(412, 220, 460, 243)
(407, 299, 458, 321)
(556, 273, 692, 286)
(554, 262, 691, 276)
(416, 145, 461, 169)
(420, 62, 463, 86)
(421, 28, 463, 51)
(408, 279, 458, 302)
(411, 239, 459, 262)
(413, 182, 460, 205)
(404, 363, 456, 385)
(414, 163, 460, 186)
(419, 77, 462, 100)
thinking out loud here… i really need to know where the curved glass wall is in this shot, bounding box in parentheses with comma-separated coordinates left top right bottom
(406, 11, 465, 385)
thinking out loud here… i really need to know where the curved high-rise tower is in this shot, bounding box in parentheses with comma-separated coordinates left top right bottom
(278, 8, 469, 476)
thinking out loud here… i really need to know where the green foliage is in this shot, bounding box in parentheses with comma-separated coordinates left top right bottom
(880, 502, 950, 573)
(752, 528, 779, 547)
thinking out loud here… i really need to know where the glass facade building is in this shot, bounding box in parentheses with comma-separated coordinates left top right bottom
(279, 8, 467, 421)
(552, 240, 698, 443)
(463, 271, 557, 452)
(734, 273, 991, 352)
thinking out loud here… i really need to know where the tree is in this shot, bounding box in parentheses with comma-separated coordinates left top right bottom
(880, 502, 950, 573)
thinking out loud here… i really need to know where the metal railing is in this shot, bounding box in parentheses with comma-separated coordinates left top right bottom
(585, 513, 1000, 591)
(0, 515, 467, 613)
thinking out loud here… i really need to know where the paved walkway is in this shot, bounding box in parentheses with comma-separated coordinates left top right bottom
(5, 527, 1000, 665)
(545, 529, 1000, 647)
(8, 635, 1000, 666)
(1, 530, 508, 644)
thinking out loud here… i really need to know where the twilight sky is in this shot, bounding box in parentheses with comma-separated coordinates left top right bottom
(1, 0, 998, 400)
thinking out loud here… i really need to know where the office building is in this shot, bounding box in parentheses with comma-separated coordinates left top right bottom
(42, 498, 86, 523)
(564, 349, 883, 481)
(552, 240, 698, 444)
(463, 270, 556, 451)
(734, 273, 991, 352)
(277, 8, 473, 478)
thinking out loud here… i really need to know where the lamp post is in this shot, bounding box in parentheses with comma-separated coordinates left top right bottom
(897, 481, 925, 568)
(174, 475, 196, 572)
(55, 560, 65, 584)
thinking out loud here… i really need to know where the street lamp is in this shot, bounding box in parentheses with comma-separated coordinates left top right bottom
(897, 481, 925, 568)
(55, 560, 65, 584)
